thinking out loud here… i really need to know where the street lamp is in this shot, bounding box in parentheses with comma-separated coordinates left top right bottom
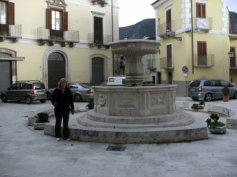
(228, 51, 235, 82)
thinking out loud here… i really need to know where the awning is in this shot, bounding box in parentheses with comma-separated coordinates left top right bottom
(0, 57, 25, 61)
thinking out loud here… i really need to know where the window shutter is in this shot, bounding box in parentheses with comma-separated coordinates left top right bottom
(46, 8, 51, 29)
(198, 41, 207, 65)
(94, 16, 103, 44)
(167, 44, 172, 67)
(166, 9, 171, 31)
(8, 2, 15, 25)
(202, 4, 206, 18)
(63, 11, 68, 31)
(196, 3, 201, 18)
(98, 17, 103, 43)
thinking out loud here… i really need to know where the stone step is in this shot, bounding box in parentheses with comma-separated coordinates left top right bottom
(77, 115, 195, 129)
(44, 121, 208, 144)
(87, 109, 191, 124)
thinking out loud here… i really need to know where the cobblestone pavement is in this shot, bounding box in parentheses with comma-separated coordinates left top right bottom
(0, 98, 237, 177)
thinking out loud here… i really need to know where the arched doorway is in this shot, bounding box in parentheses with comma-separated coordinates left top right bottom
(0, 52, 11, 91)
(48, 52, 65, 88)
(92, 57, 104, 85)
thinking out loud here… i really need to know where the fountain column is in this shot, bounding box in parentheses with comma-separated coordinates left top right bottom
(110, 40, 160, 86)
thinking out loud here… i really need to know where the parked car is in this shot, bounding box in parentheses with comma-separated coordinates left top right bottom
(188, 79, 237, 101)
(47, 82, 93, 102)
(100, 76, 126, 86)
(1, 80, 47, 104)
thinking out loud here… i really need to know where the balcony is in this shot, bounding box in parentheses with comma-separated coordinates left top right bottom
(160, 57, 174, 70)
(158, 21, 176, 39)
(194, 54, 214, 68)
(230, 57, 237, 70)
(91, 0, 107, 7)
(88, 33, 112, 49)
(0, 24, 22, 42)
(193, 17, 213, 32)
(37, 27, 79, 47)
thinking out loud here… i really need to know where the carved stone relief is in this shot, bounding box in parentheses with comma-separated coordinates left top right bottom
(98, 94, 106, 107)
(46, 0, 67, 10)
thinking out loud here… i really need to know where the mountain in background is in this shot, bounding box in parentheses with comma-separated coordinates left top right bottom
(119, 18, 155, 40)
(119, 12, 237, 40)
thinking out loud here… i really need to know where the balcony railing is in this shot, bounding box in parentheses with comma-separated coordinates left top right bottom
(37, 27, 79, 47)
(88, 33, 112, 48)
(0, 24, 22, 41)
(194, 54, 214, 67)
(158, 21, 176, 37)
(193, 17, 213, 32)
(160, 57, 174, 69)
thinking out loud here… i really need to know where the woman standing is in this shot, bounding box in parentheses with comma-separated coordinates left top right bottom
(51, 78, 74, 141)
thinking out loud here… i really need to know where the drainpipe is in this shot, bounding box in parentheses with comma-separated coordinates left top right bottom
(111, 0, 114, 42)
(111, 0, 115, 75)
(191, 0, 194, 74)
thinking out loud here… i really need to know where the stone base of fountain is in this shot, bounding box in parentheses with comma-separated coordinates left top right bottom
(44, 111, 207, 144)
(44, 85, 208, 144)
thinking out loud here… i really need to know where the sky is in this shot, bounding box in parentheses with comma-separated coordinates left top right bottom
(118, 0, 237, 27)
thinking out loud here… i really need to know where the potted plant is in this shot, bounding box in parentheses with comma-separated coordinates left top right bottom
(199, 100, 205, 106)
(191, 103, 204, 111)
(87, 98, 94, 110)
(222, 86, 230, 102)
(206, 113, 226, 134)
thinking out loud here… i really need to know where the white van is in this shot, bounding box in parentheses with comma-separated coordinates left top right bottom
(107, 76, 126, 86)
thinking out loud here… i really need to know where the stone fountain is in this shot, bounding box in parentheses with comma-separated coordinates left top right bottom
(44, 40, 208, 143)
(74, 40, 208, 143)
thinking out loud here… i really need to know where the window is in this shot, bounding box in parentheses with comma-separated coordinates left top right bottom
(220, 80, 229, 87)
(167, 44, 172, 67)
(0, 1, 7, 24)
(204, 81, 211, 86)
(94, 16, 103, 44)
(46, 8, 68, 40)
(166, 9, 171, 31)
(196, 3, 206, 18)
(197, 41, 207, 65)
(52, 10, 61, 30)
(190, 80, 201, 87)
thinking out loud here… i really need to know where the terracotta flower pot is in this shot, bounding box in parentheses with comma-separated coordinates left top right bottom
(223, 96, 229, 102)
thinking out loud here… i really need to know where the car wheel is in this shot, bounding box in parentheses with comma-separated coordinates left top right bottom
(25, 96, 32, 104)
(74, 94, 82, 102)
(1, 94, 8, 103)
(234, 92, 237, 99)
(40, 99, 46, 103)
(204, 93, 212, 102)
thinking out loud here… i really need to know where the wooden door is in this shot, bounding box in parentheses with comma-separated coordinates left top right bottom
(167, 44, 172, 67)
(94, 17, 103, 44)
(48, 52, 65, 88)
(166, 9, 171, 31)
(197, 41, 207, 65)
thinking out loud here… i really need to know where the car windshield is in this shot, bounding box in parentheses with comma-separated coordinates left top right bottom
(80, 83, 91, 88)
(190, 80, 201, 87)
(34, 83, 45, 90)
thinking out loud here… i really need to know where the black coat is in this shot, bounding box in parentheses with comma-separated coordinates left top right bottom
(51, 87, 74, 113)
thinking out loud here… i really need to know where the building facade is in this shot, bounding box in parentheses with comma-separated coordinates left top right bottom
(0, 0, 119, 90)
(152, 0, 235, 96)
